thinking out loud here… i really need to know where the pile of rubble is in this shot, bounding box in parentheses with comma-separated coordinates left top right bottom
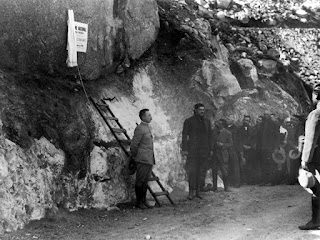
(219, 26, 320, 87)
(176, 0, 320, 26)
(160, 0, 320, 88)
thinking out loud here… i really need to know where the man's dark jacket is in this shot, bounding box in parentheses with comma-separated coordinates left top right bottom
(182, 115, 212, 158)
(236, 124, 255, 152)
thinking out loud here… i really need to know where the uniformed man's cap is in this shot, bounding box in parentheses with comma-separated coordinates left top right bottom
(313, 82, 320, 92)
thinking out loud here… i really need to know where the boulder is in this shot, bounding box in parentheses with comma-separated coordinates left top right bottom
(0, 0, 159, 79)
(216, 0, 232, 9)
(233, 58, 258, 89)
(267, 48, 280, 58)
(123, 0, 160, 60)
(197, 59, 241, 106)
(258, 59, 278, 77)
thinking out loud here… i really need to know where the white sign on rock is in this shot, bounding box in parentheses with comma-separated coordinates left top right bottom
(74, 21, 88, 53)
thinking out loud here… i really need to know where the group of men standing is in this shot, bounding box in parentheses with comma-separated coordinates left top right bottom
(181, 103, 305, 199)
(129, 83, 320, 230)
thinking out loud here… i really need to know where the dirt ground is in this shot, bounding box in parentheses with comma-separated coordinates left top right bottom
(2, 185, 320, 240)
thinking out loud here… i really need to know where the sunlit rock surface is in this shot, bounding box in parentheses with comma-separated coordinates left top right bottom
(0, 136, 64, 232)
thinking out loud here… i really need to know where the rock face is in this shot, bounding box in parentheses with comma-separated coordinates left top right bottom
(0, 0, 159, 79)
(0, 0, 313, 234)
(0, 135, 64, 233)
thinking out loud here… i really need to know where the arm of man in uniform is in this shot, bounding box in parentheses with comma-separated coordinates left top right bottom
(130, 125, 143, 159)
(222, 131, 233, 149)
(301, 110, 320, 168)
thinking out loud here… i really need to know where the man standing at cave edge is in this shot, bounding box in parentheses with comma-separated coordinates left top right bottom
(182, 103, 212, 200)
(130, 109, 155, 210)
(299, 83, 320, 230)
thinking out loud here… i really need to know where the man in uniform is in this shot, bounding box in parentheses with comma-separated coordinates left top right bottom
(299, 83, 320, 230)
(212, 119, 233, 191)
(182, 103, 212, 200)
(130, 109, 155, 210)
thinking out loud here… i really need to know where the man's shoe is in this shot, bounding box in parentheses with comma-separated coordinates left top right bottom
(187, 196, 193, 200)
(135, 202, 147, 210)
(211, 187, 217, 191)
(200, 187, 208, 192)
(188, 189, 194, 200)
(195, 192, 203, 199)
(143, 201, 154, 209)
(299, 220, 320, 230)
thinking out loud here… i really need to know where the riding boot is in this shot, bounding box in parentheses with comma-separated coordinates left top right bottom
(195, 188, 203, 199)
(188, 189, 194, 200)
(195, 178, 203, 199)
(135, 186, 147, 210)
(299, 196, 320, 230)
(188, 179, 194, 200)
(223, 177, 230, 192)
(142, 184, 153, 208)
(212, 172, 218, 191)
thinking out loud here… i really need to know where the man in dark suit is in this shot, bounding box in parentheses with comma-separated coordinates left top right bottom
(260, 112, 280, 185)
(299, 83, 320, 230)
(130, 109, 154, 210)
(182, 103, 212, 200)
(237, 115, 256, 184)
(226, 119, 241, 188)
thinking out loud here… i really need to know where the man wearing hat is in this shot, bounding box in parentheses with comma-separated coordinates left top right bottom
(299, 82, 320, 230)
(182, 103, 212, 200)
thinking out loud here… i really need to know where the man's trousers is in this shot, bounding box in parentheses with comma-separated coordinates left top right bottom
(135, 162, 153, 204)
(186, 155, 206, 191)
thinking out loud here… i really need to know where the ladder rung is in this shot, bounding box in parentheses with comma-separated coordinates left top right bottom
(148, 176, 159, 181)
(154, 191, 169, 197)
(112, 128, 126, 133)
(105, 116, 118, 121)
(96, 103, 109, 107)
(119, 139, 131, 144)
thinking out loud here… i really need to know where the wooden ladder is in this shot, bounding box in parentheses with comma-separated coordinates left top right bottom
(90, 96, 174, 207)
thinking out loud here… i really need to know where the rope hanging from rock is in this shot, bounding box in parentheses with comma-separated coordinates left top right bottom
(77, 66, 90, 104)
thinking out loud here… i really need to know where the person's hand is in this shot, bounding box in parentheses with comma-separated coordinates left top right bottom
(241, 156, 246, 166)
(301, 161, 309, 171)
(243, 145, 251, 150)
(210, 150, 214, 157)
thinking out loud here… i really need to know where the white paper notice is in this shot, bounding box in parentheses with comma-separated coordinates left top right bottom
(74, 21, 88, 53)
